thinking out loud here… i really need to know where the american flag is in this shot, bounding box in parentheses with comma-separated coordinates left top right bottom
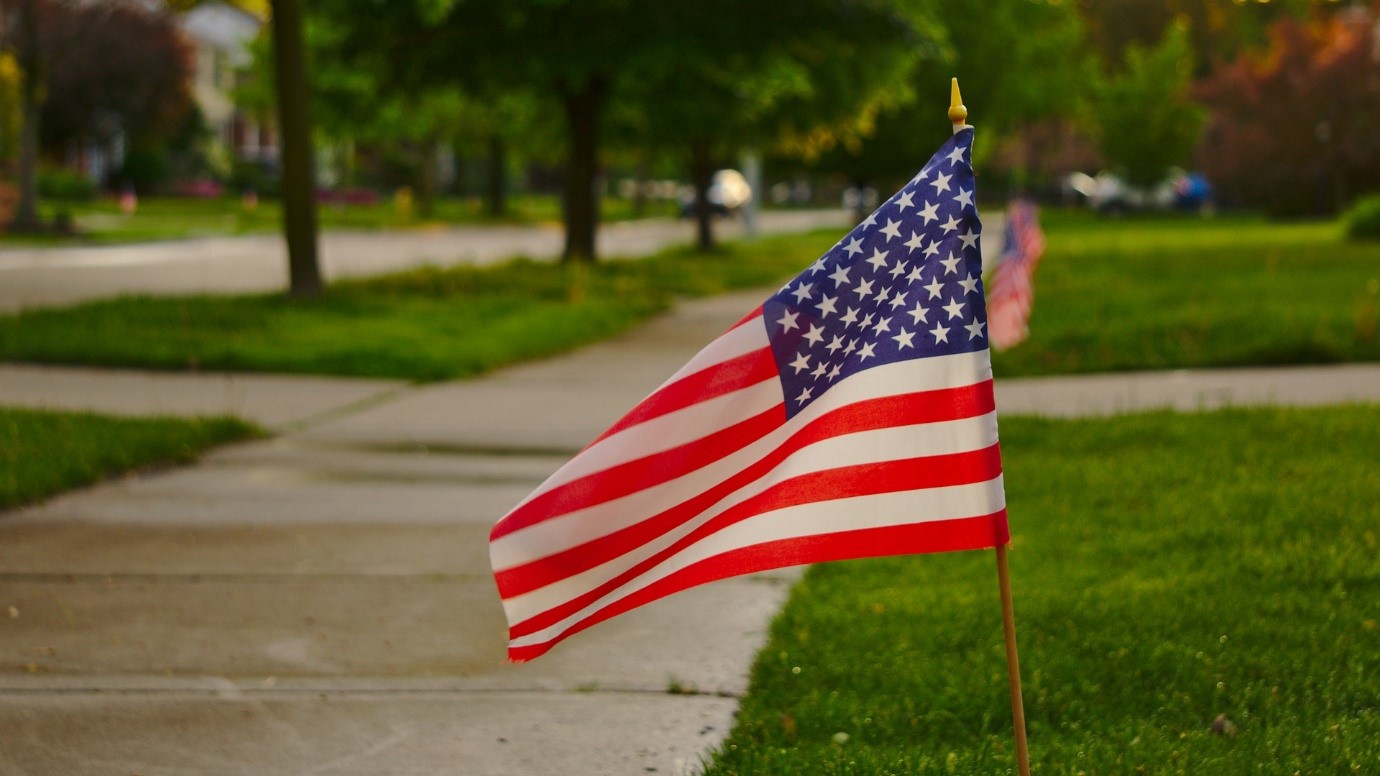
(986, 199, 1046, 350)
(490, 128, 1007, 662)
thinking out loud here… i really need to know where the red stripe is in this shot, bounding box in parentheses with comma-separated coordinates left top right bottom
(590, 348, 779, 445)
(493, 380, 995, 573)
(506, 510, 1010, 662)
(505, 443, 1003, 639)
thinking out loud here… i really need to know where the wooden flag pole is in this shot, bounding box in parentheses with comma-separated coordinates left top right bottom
(951, 77, 1031, 775)
(996, 543, 1031, 776)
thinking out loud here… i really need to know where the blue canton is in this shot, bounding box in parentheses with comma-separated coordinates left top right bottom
(763, 129, 986, 417)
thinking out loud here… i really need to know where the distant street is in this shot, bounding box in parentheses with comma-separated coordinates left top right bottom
(0, 210, 851, 312)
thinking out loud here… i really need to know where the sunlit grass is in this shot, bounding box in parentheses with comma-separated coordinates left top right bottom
(707, 405, 1380, 775)
(991, 211, 1379, 376)
(0, 408, 258, 509)
(0, 230, 837, 380)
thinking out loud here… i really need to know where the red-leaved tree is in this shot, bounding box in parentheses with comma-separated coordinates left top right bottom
(1196, 7, 1380, 216)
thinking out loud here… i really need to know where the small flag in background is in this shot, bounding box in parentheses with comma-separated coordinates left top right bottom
(490, 127, 1008, 662)
(986, 200, 1046, 350)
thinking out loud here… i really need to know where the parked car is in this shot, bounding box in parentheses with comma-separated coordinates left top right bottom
(1063, 169, 1213, 214)
(679, 169, 752, 218)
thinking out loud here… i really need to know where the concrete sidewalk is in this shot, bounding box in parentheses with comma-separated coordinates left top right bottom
(0, 210, 849, 312)
(3, 290, 1380, 774)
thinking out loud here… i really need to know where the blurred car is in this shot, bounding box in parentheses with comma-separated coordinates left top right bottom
(1063, 170, 1213, 214)
(679, 169, 752, 217)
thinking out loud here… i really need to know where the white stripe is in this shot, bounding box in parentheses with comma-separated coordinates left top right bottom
(652, 311, 767, 391)
(507, 475, 1006, 649)
(498, 411, 998, 624)
(491, 349, 993, 568)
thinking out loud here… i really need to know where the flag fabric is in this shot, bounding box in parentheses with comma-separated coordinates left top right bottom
(490, 128, 1008, 662)
(985, 199, 1046, 350)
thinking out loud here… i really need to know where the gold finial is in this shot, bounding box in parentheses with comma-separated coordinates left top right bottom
(948, 78, 968, 132)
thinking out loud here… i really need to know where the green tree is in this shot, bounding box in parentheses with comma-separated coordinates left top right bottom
(620, 1, 937, 251)
(1086, 22, 1204, 188)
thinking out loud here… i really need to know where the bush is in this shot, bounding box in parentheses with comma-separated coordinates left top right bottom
(1345, 195, 1380, 241)
(37, 167, 97, 201)
(117, 146, 170, 194)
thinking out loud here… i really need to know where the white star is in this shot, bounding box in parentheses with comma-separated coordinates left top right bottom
(843, 339, 858, 355)
(879, 219, 903, 241)
(908, 302, 930, 324)
(903, 231, 925, 252)
(865, 249, 890, 271)
(940, 215, 960, 234)
(840, 307, 860, 325)
(923, 240, 941, 259)
(811, 361, 829, 379)
(803, 324, 825, 345)
(817, 294, 838, 316)
(943, 297, 966, 320)
(955, 188, 974, 209)
(918, 200, 939, 224)
(795, 386, 813, 404)
(940, 253, 962, 275)
(888, 291, 908, 309)
(892, 328, 916, 349)
(791, 282, 813, 303)
(778, 311, 800, 331)
(930, 172, 953, 194)
(861, 211, 879, 228)
(871, 286, 890, 306)
(789, 352, 811, 374)
(853, 278, 874, 297)
(945, 145, 966, 166)
(888, 260, 907, 279)
(827, 363, 842, 379)
(906, 265, 925, 282)
(872, 316, 892, 335)
(828, 265, 851, 286)
(861, 312, 876, 329)
(856, 342, 878, 361)
(965, 318, 986, 341)
(807, 255, 828, 275)
(894, 190, 915, 211)
(842, 237, 864, 257)
(923, 278, 945, 300)
(826, 334, 845, 354)
(930, 323, 951, 343)
(958, 273, 980, 295)
(958, 229, 979, 250)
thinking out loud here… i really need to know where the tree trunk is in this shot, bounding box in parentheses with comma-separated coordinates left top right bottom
(689, 140, 715, 253)
(416, 139, 438, 219)
(558, 77, 607, 263)
(630, 158, 648, 218)
(270, 0, 322, 298)
(10, 0, 42, 232)
(485, 134, 507, 218)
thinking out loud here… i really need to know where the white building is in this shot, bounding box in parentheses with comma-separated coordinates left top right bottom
(178, 0, 274, 163)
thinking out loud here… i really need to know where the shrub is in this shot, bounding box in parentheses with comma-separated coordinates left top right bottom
(37, 167, 97, 201)
(1345, 195, 1380, 242)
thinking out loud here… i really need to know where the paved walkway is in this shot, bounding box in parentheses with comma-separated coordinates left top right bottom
(2, 288, 1378, 774)
(0, 210, 850, 312)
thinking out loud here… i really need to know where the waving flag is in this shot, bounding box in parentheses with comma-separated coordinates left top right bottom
(986, 199, 1046, 350)
(490, 128, 1007, 662)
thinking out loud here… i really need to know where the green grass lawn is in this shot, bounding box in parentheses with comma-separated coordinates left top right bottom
(0, 230, 836, 380)
(990, 212, 1380, 377)
(706, 405, 1380, 775)
(0, 408, 258, 510)
(2, 194, 672, 246)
